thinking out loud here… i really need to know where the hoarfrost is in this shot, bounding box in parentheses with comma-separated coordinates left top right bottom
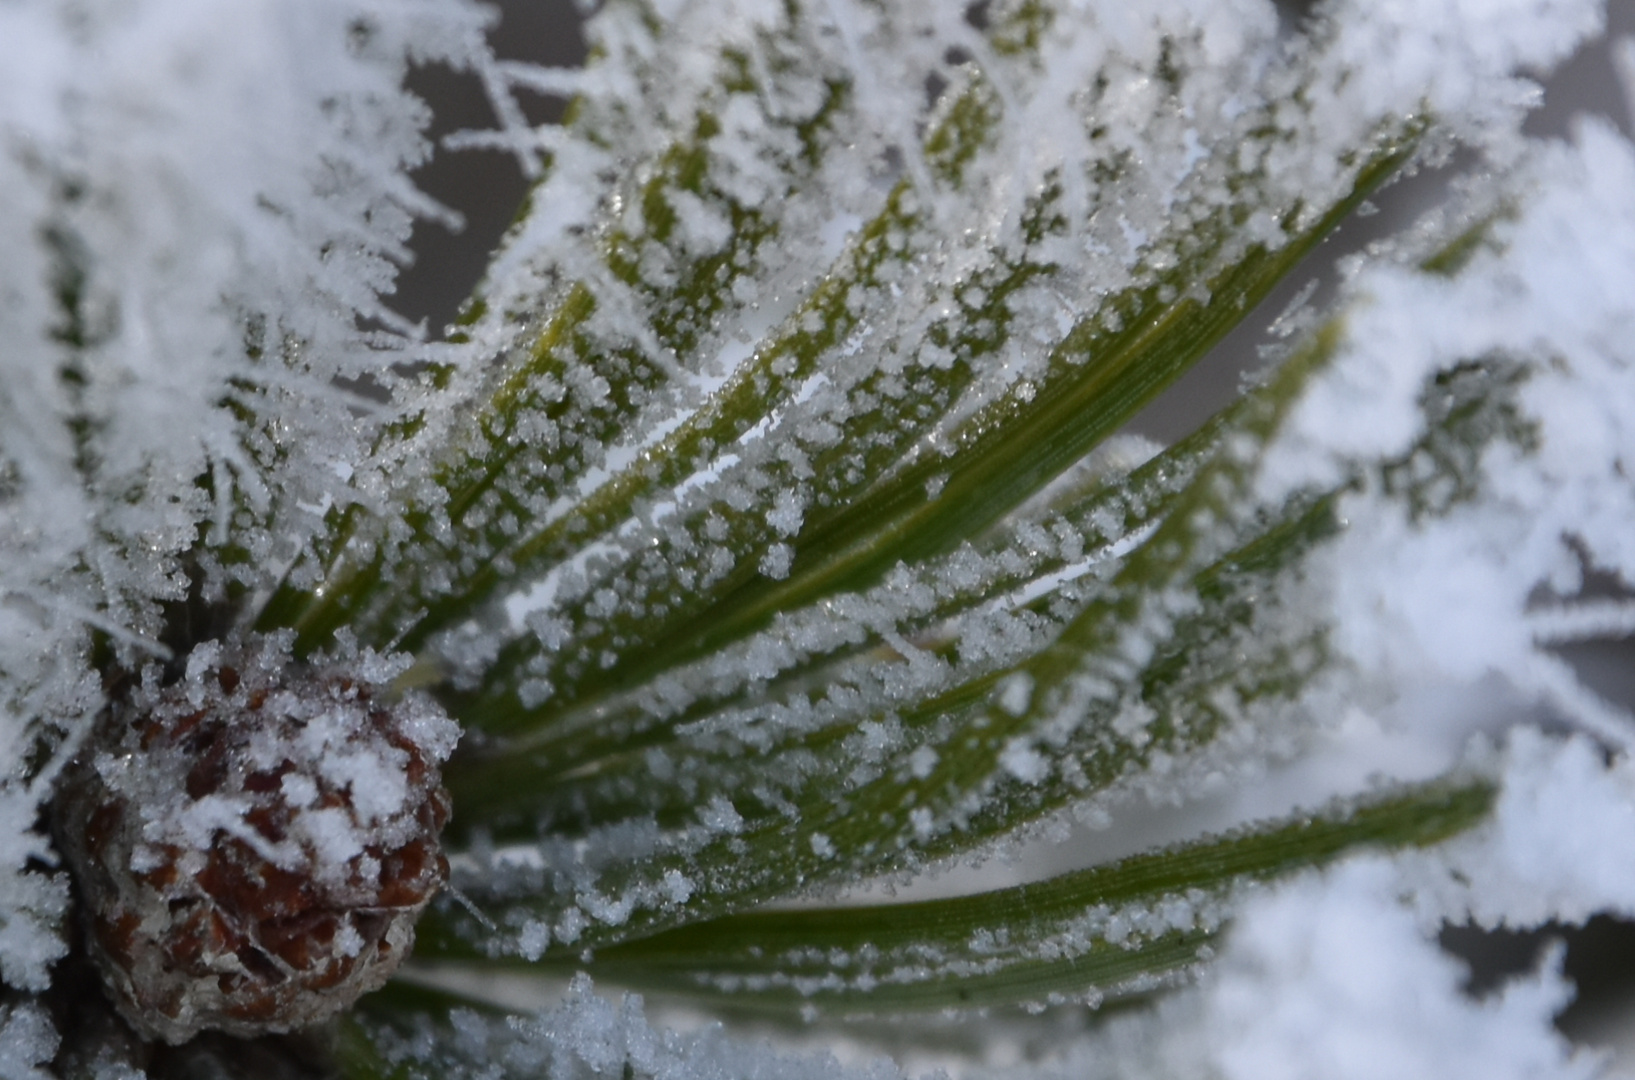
(0, 1003, 58, 1080)
(1207, 861, 1590, 1080)
(0, 0, 1632, 1073)
(994, 735, 1627, 1080)
(1260, 118, 1635, 747)
(0, 730, 76, 992)
(0, 0, 526, 996)
(373, 974, 909, 1080)
(1406, 730, 1635, 931)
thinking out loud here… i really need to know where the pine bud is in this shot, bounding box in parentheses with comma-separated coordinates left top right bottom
(56, 634, 459, 1045)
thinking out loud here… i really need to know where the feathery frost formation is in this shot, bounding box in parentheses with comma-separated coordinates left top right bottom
(0, 0, 530, 992)
(1, 0, 1634, 1076)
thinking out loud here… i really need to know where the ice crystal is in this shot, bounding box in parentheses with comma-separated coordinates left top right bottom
(2, 0, 1634, 1075)
(54, 634, 456, 1043)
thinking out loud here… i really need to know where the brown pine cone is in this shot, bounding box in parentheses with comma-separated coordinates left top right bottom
(55, 634, 459, 1045)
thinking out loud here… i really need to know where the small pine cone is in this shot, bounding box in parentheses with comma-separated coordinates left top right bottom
(55, 634, 460, 1045)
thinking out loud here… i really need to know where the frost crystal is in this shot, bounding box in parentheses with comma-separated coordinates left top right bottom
(1, 0, 1633, 1074)
(0, 0, 529, 1008)
(372, 974, 907, 1080)
(54, 635, 457, 1043)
